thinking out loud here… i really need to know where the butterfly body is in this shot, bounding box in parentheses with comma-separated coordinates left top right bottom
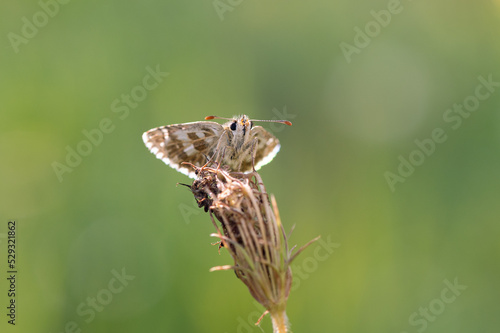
(143, 115, 287, 178)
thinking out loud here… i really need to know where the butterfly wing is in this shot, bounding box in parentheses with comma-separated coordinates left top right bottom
(142, 121, 223, 178)
(239, 126, 281, 172)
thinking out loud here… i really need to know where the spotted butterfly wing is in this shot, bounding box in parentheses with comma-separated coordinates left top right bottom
(238, 126, 281, 172)
(142, 121, 223, 178)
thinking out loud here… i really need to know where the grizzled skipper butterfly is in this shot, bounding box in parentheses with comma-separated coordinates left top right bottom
(142, 115, 292, 178)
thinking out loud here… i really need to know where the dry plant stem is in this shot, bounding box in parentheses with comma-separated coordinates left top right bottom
(270, 308, 289, 333)
(189, 166, 319, 332)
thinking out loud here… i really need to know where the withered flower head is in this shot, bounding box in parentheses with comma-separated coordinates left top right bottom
(187, 165, 319, 333)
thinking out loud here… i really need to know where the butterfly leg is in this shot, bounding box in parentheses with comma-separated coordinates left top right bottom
(201, 129, 230, 171)
(249, 138, 259, 172)
(215, 146, 229, 173)
(238, 138, 259, 172)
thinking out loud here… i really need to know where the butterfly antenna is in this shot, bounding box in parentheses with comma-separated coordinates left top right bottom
(205, 115, 233, 121)
(252, 119, 293, 126)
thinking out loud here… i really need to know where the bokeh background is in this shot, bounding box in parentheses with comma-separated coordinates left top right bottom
(1, 1, 499, 332)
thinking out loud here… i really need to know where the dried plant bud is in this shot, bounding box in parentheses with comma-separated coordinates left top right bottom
(187, 166, 320, 333)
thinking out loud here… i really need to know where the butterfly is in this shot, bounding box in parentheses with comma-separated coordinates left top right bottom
(142, 115, 292, 178)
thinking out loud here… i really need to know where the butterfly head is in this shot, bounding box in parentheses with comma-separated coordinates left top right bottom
(205, 114, 292, 150)
(230, 114, 252, 137)
(205, 114, 292, 129)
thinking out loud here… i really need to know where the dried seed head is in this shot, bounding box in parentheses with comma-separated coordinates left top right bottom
(187, 165, 319, 331)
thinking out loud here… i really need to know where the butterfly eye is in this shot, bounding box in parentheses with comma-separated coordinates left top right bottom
(250, 121, 254, 128)
(230, 122, 237, 131)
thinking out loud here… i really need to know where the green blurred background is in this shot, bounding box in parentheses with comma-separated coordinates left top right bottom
(1, 1, 499, 332)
